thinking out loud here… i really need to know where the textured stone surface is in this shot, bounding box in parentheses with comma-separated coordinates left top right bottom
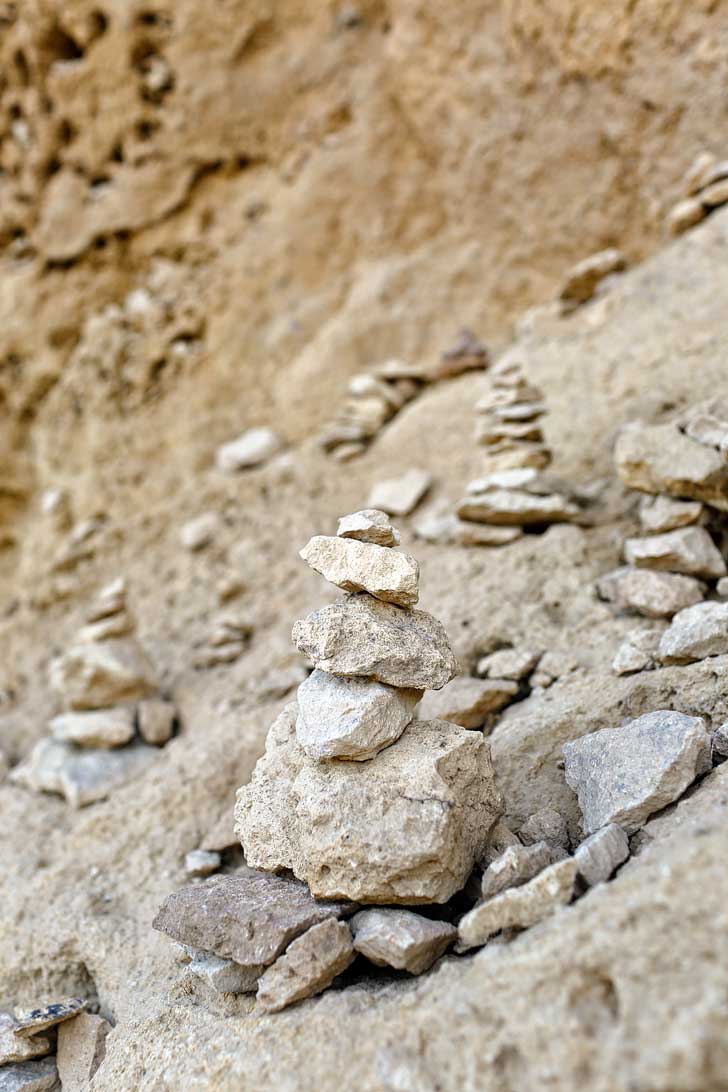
(638, 495, 703, 534)
(299, 535, 419, 607)
(236, 705, 502, 903)
(49, 707, 135, 748)
(0, 1014, 49, 1066)
(623, 526, 725, 579)
(14, 997, 87, 1037)
(187, 951, 261, 995)
(596, 566, 705, 618)
(481, 842, 557, 900)
(367, 469, 432, 516)
(418, 675, 519, 728)
(658, 601, 728, 663)
(256, 919, 354, 1013)
(351, 909, 456, 974)
(519, 807, 569, 851)
(50, 639, 157, 711)
(614, 421, 728, 510)
(337, 510, 400, 547)
(563, 711, 712, 834)
(10, 739, 157, 809)
(458, 858, 578, 951)
(0, 1058, 58, 1092)
(612, 627, 663, 675)
(216, 429, 282, 472)
(292, 594, 457, 690)
(153, 869, 351, 972)
(57, 1013, 111, 1092)
(574, 824, 630, 887)
(137, 699, 176, 746)
(457, 488, 578, 526)
(296, 669, 421, 761)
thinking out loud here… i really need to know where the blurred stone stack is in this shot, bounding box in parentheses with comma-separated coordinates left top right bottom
(667, 152, 728, 236)
(472, 355, 551, 472)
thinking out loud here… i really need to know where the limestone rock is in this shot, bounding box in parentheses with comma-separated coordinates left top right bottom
(367, 469, 432, 516)
(236, 705, 502, 904)
(49, 707, 135, 748)
(712, 722, 728, 757)
(153, 868, 351, 972)
(137, 699, 176, 745)
(418, 676, 519, 728)
(256, 918, 354, 1013)
(683, 399, 728, 454)
(0, 1014, 50, 1066)
(216, 428, 282, 472)
(658, 601, 728, 663)
(612, 627, 663, 675)
(573, 824, 630, 887)
(180, 512, 221, 551)
(413, 510, 521, 547)
(519, 807, 569, 850)
(0, 1058, 59, 1092)
(187, 951, 260, 994)
(184, 849, 221, 877)
(50, 638, 157, 711)
(351, 909, 456, 974)
(296, 669, 421, 761)
(337, 509, 400, 547)
(596, 566, 705, 618)
(481, 842, 557, 900)
(623, 526, 725, 580)
(683, 151, 718, 195)
(299, 535, 419, 608)
(10, 739, 157, 808)
(559, 248, 626, 306)
(639, 495, 703, 534)
(57, 1013, 111, 1092)
(13, 997, 87, 1037)
(476, 647, 541, 681)
(563, 711, 712, 834)
(667, 197, 706, 235)
(456, 489, 578, 526)
(614, 421, 728, 510)
(292, 594, 457, 690)
(457, 858, 578, 951)
(700, 178, 728, 208)
(86, 578, 127, 622)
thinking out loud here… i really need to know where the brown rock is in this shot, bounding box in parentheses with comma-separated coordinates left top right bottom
(351, 909, 456, 974)
(623, 526, 725, 580)
(256, 918, 354, 1013)
(137, 699, 176, 745)
(57, 1013, 111, 1092)
(559, 248, 626, 306)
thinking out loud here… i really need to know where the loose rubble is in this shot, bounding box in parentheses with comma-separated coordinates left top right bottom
(615, 420, 728, 510)
(418, 675, 519, 729)
(573, 825, 630, 887)
(351, 909, 456, 974)
(657, 601, 728, 663)
(0, 1015, 49, 1066)
(0, 1057, 59, 1091)
(480, 842, 559, 900)
(13, 998, 88, 1037)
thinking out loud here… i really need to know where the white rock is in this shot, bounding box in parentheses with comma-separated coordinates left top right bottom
(216, 428, 282, 472)
(573, 824, 629, 887)
(476, 648, 541, 680)
(337, 509, 400, 547)
(638, 495, 703, 534)
(683, 399, 728, 454)
(351, 909, 456, 974)
(367, 469, 432, 516)
(612, 628, 661, 675)
(466, 468, 540, 493)
(49, 707, 135, 748)
(137, 699, 176, 745)
(185, 849, 221, 877)
(57, 1013, 111, 1092)
(296, 669, 421, 761)
(481, 842, 557, 900)
(596, 566, 705, 618)
(299, 535, 419, 608)
(623, 526, 726, 580)
(10, 738, 157, 808)
(457, 488, 578, 526)
(0, 1013, 50, 1066)
(658, 601, 728, 663)
(180, 512, 221, 551)
(418, 676, 519, 728)
(50, 638, 157, 710)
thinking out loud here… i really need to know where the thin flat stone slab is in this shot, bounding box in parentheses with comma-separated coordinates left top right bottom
(14, 997, 87, 1037)
(559, 248, 626, 305)
(614, 421, 728, 511)
(573, 824, 629, 887)
(367, 469, 432, 516)
(292, 594, 457, 690)
(0, 1058, 59, 1092)
(596, 566, 705, 618)
(337, 510, 400, 547)
(187, 951, 261, 994)
(481, 842, 556, 900)
(0, 1014, 49, 1066)
(658, 601, 728, 663)
(563, 710, 712, 834)
(10, 739, 157, 808)
(418, 676, 519, 729)
(623, 527, 726, 580)
(215, 427, 282, 472)
(457, 858, 578, 951)
(456, 489, 578, 526)
(639, 495, 703, 534)
(351, 909, 456, 974)
(296, 669, 421, 761)
(153, 868, 352, 972)
(236, 705, 502, 904)
(256, 918, 354, 1013)
(57, 1013, 111, 1092)
(49, 707, 135, 748)
(50, 638, 157, 710)
(476, 648, 541, 681)
(299, 536, 419, 608)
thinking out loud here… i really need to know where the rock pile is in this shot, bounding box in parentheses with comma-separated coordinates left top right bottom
(666, 152, 728, 235)
(0, 997, 108, 1092)
(11, 580, 176, 807)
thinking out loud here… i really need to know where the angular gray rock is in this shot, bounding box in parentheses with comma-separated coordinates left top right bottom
(256, 918, 355, 1013)
(0, 1014, 49, 1066)
(10, 739, 157, 808)
(573, 824, 630, 887)
(49, 707, 135, 748)
(137, 698, 176, 745)
(184, 849, 221, 877)
(614, 421, 728, 510)
(292, 594, 457, 690)
(216, 427, 282, 472)
(481, 842, 557, 900)
(596, 566, 705, 618)
(638, 495, 703, 534)
(153, 868, 351, 973)
(418, 676, 519, 728)
(57, 1013, 111, 1092)
(623, 526, 725, 580)
(563, 711, 712, 834)
(50, 637, 157, 710)
(0, 1058, 59, 1092)
(351, 909, 456, 974)
(457, 857, 578, 951)
(187, 950, 261, 994)
(337, 509, 400, 547)
(456, 488, 578, 526)
(299, 535, 419, 608)
(236, 704, 502, 904)
(367, 469, 432, 516)
(13, 997, 87, 1037)
(658, 601, 728, 663)
(296, 669, 421, 761)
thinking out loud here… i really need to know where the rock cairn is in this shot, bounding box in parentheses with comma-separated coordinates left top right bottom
(598, 406, 728, 673)
(11, 580, 176, 807)
(666, 152, 728, 236)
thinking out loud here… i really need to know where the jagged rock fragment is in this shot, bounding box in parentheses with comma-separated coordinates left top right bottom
(292, 594, 457, 690)
(596, 567, 705, 618)
(187, 950, 260, 994)
(351, 909, 456, 974)
(476, 647, 541, 681)
(49, 707, 135, 748)
(418, 676, 519, 728)
(13, 997, 87, 1037)
(614, 421, 728, 510)
(78, 611, 134, 643)
(0, 1014, 50, 1065)
(184, 849, 221, 877)
(639, 495, 703, 534)
(700, 179, 728, 207)
(712, 722, 728, 757)
(337, 509, 400, 547)
(256, 918, 354, 1013)
(519, 807, 569, 850)
(50, 638, 157, 710)
(682, 399, 728, 454)
(367, 469, 432, 516)
(623, 526, 725, 580)
(299, 535, 419, 608)
(10, 739, 157, 808)
(559, 248, 626, 307)
(180, 512, 221, 551)
(296, 669, 421, 761)
(573, 824, 629, 886)
(0, 1057, 59, 1092)
(480, 842, 557, 900)
(563, 710, 712, 834)
(57, 1013, 111, 1092)
(137, 699, 176, 745)
(216, 428, 282, 472)
(658, 601, 728, 663)
(612, 627, 663, 675)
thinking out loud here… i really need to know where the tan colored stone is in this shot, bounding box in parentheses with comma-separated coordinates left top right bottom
(614, 421, 728, 510)
(638, 495, 703, 534)
(699, 178, 728, 208)
(623, 526, 725, 580)
(337, 509, 400, 547)
(256, 918, 354, 1013)
(658, 601, 728, 663)
(683, 399, 728, 454)
(596, 566, 705, 618)
(367, 469, 432, 516)
(683, 151, 718, 195)
(50, 638, 157, 711)
(10, 739, 157, 808)
(418, 676, 519, 728)
(351, 909, 456, 974)
(78, 611, 135, 643)
(0, 1057, 58, 1091)
(216, 428, 282, 472)
(573, 825, 629, 887)
(299, 535, 419, 607)
(666, 197, 706, 235)
(180, 512, 221, 551)
(186, 950, 260, 994)
(57, 1013, 111, 1092)
(456, 488, 578, 526)
(476, 648, 541, 681)
(49, 707, 135, 748)
(559, 248, 626, 305)
(137, 699, 176, 745)
(0, 1014, 50, 1066)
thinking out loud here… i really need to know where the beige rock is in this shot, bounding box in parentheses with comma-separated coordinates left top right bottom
(338, 394, 391, 435)
(683, 400, 728, 454)
(57, 1013, 111, 1092)
(596, 566, 705, 618)
(478, 442, 553, 471)
(256, 918, 355, 1013)
(699, 178, 728, 208)
(137, 699, 176, 745)
(371, 359, 427, 383)
(216, 428, 282, 472)
(0, 1013, 50, 1066)
(612, 627, 663, 675)
(347, 374, 404, 410)
(453, 522, 523, 547)
(563, 710, 712, 834)
(236, 705, 502, 904)
(180, 512, 221, 551)
(519, 807, 569, 850)
(296, 669, 421, 761)
(351, 909, 456, 974)
(186, 950, 260, 994)
(712, 722, 728, 757)
(49, 707, 135, 748)
(193, 642, 246, 668)
(367, 469, 432, 516)
(418, 676, 519, 728)
(559, 248, 626, 306)
(458, 858, 578, 951)
(666, 197, 706, 235)
(623, 526, 725, 579)
(638, 495, 703, 534)
(481, 842, 557, 900)
(573, 824, 629, 887)
(77, 610, 135, 643)
(457, 488, 578, 526)
(658, 601, 728, 663)
(476, 647, 541, 681)
(475, 419, 544, 445)
(200, 808, 237, 853)
(13, 997, 88, 1037)
(0, 1057, 59, 1091)
(10, 738, 157, 808)
(480, 818, 523, 865)
(337, 509, 400, 547)
(299, 535, 419, 608)
(432, 328, 489, 379)
(292, 594, 457, 690)
(683, 151, 717, 195)
(614, 421, 728, 510)
(184, 849, 221, 877)
(50, 638, 157, 711)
